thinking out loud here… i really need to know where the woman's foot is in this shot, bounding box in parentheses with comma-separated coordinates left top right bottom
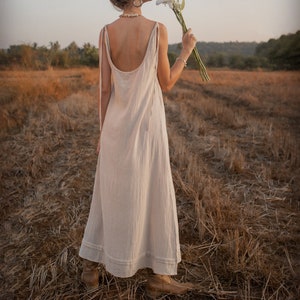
(146, 274, 194, 298)
(81, 259, 99, 290)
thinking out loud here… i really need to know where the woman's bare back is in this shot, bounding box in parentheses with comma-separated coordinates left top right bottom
(106, 17, 156, 72)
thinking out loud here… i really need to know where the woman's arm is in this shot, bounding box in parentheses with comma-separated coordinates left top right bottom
(97, 28, 111, 152)
(157, 23, 196, 92)
(99, 28, 112, 132)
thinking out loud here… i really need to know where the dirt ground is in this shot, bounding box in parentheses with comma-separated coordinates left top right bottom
(0, 69, 299, 299)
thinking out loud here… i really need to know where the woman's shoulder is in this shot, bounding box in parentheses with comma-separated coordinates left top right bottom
(141, 18, 168, 39)
(142, 17, 166, 29)
(157, 22, 167, 32)
(98, 20, 119, 37)
(156, 22, 168, 41)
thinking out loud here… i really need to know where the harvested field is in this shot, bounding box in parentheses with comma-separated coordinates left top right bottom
(0, 68, 299, 299)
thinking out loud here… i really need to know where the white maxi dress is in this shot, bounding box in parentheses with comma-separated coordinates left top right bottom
(79, 23, 181, 278)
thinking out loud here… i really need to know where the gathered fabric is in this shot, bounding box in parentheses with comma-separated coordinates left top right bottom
(79, 22, 181, 278)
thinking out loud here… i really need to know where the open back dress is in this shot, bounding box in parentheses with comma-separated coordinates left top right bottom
(79, 22, 181, 278)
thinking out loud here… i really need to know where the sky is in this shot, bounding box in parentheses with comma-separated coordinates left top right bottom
(0, 0, 299, 49)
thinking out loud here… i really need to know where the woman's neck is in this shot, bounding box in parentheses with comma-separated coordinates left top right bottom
(123, 7, 142, 15)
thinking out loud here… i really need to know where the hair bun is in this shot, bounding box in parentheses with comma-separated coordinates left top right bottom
(110, 0, 131, 10)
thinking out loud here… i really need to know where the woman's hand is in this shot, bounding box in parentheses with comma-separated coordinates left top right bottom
(181, 28, 197, 57)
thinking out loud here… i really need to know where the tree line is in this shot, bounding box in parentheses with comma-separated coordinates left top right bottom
(0, 41, 98, 69)
(255, 30, 300, 70)
(0, 31, 299, 70)
(170, 31, 300, 70)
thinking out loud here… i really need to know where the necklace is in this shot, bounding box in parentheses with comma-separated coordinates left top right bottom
(119, 13, 141, 18)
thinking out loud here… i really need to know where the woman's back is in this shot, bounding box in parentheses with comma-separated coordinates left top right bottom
(106, 17, 156, 72)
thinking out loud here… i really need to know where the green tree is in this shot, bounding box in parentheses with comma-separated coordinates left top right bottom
(229, 54, 245, 69)
(81, 43, 98, 67)
(216, 53, 225, 68)
(65, 42, 80, 66)
(7, 44, 34, 68)
(244, 56, 260, 70)
(35, 46, 51, 69)
(207, 53, 225, 68)
(49, 41, 61, 67)
(0, 49, 8, 67)
(256, 31, 300, 69)
(168, 52, 177, 66)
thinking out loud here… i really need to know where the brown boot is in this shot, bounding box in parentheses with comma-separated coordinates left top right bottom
(81, 259, 99, 290)
(146, 274, 194, 298)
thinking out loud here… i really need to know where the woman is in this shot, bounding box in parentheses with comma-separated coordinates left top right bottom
(79, 0, 197, 297)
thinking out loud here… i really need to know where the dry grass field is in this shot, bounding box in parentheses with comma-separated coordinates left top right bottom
(0, 68, 299, 299)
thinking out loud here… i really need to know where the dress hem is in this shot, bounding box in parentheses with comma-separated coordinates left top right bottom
(79, 240, 181, 278)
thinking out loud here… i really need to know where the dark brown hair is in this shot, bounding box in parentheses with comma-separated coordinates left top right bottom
(110, 0, 131, 10)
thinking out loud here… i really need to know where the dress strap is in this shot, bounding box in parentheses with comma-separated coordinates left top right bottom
(154, 22, 159, 70)
(103, 26, 111, 57)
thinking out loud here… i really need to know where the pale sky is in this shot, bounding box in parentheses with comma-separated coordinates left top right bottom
(0, 0, 299, 49)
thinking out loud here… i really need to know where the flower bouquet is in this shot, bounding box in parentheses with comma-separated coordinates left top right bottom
(156, 0, 210, 81)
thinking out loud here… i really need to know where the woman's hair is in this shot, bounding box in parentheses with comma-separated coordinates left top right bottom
(110, 0, 131, 10)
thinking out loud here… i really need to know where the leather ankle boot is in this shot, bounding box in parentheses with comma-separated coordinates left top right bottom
(81, 259, 99, 290)
(146, 274, 194, 298)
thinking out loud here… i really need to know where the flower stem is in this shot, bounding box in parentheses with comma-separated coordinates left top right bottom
(173, 9, 210, 82)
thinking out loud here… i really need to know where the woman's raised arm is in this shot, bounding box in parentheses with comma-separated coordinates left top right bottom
(157, 23, 196, 92)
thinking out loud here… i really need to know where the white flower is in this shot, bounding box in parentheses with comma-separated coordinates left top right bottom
(156, 0, 174, 9)
(156, 0, 209, 81)
(156, 0, 185, 11)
